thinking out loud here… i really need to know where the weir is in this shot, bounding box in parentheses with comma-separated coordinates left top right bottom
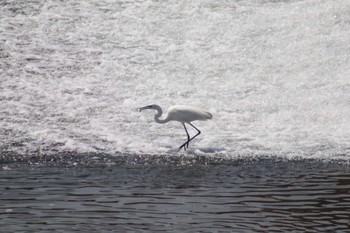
(1, 0, 349, 161)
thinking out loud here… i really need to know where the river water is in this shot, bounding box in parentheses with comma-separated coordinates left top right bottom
(1, 0, 350, 232)
(1, 155, 350, 232)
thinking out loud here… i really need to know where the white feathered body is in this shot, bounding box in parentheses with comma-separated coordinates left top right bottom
(166, 105, 212, 123)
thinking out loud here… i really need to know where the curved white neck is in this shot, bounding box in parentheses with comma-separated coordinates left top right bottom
(153, 105, 170, 124)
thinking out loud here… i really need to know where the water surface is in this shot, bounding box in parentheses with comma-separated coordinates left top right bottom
(1, 0, 350, 231)
(1, 0, 350, 159)
(1, 155, 350, 232)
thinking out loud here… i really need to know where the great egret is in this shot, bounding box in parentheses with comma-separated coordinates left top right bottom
(138, 104, 212, 151)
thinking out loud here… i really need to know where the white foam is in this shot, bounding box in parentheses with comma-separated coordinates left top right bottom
(1, 0, 350, 161)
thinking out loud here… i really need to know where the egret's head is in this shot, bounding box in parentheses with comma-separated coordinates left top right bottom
(138, 104, 157, 112)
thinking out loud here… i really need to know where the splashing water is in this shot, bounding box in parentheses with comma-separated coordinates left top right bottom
(1, 0, 350, 162)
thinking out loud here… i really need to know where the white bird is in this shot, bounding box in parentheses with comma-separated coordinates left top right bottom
(138, 104, 212, 151)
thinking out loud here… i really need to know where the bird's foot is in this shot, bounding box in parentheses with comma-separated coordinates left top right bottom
(178, 145, 186, 151)
(178, 142, 190, 152)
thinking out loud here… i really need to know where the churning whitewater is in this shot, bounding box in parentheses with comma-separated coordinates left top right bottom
(1, 0, 350, 161)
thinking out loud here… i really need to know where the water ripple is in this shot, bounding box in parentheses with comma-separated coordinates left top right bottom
(1, 156, 350, 232)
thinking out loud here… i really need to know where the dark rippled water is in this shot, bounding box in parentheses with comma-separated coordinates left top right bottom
(1, 154, 350, 232)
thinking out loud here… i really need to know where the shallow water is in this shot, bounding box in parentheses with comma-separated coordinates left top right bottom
(1, 0, 350, 159)
(1, 0, 350, 231)
(1, 155, 350, 232)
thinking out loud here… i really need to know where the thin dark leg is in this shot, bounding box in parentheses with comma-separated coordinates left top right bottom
(179, 123, 190, 151)
(183, 123, 190, 149)
(178, 123, 201, 151)
(188, 122, 201, 142)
